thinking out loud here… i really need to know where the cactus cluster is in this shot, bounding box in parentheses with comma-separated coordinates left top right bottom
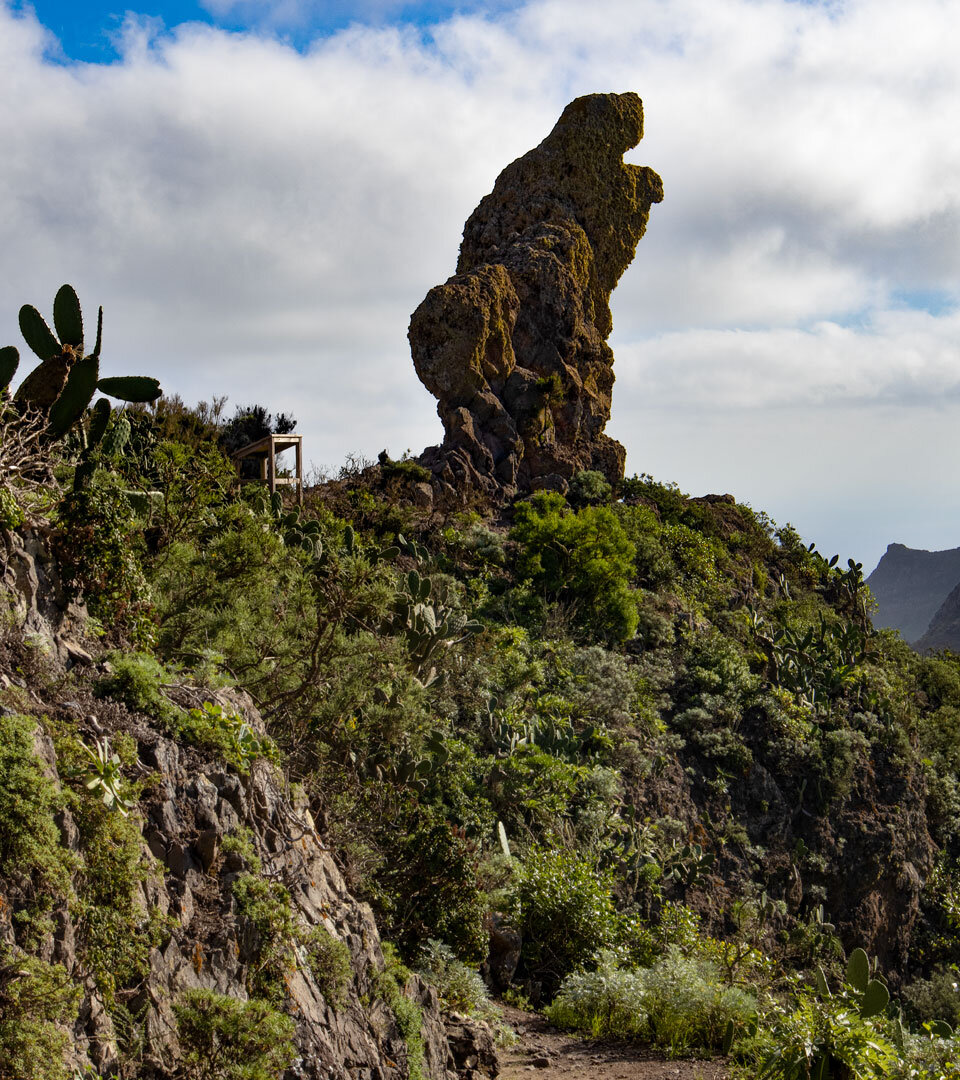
(356, 728, 452, 794)
(831, 947, 890, 1020)
(247, 490, 324, 557)
(385, 567, 481, 687)
(752, 610, 869, 709)
(380, 534, 481, 687)
(0, 285, 161, 440)
(488, 707, 611, 764)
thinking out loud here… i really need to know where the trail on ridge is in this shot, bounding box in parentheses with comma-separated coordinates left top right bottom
(496, 1005, 731, 1080)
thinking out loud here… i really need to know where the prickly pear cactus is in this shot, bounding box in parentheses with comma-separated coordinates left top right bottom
(4, 284, 162, 438)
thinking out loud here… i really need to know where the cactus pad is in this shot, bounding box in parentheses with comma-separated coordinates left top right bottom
(19, 304, 61, 361)
(0, 346, 18, 393)
(96, 376, 162, 403)
(53, 284, 84, 348)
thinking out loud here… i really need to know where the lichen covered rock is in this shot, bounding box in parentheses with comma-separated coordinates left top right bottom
(410, 92, 663, 498)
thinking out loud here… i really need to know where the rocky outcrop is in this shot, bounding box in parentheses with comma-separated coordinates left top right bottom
(866, 542, 960, 645)
(916, 579, 960, 653)
(410, 92, 663, 499)
(0, 528, 473, 1080)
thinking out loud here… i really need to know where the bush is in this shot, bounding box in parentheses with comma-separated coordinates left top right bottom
(545, 951, 648, 1038)
(510, 492, 639, 643)
(638, 947, 755, 1053)
(53, 473, 153, 643)
(231, 873, 298, 1002)
(755, 990, 896, 1080)
(0, 947, 79, 1080)
(902, 966, 960, 1029)
(416, 938, 492, 1016)
(176, 701, 281, 774)
(510, 843, 620, 992)
(363, 797, 488, 964)
(374, 943, 426, 1080)
(546, 947, 755, 1051)
(302, 925, 353, 1009)
(94, 651, 179, 726)
(0, 713, 76, 945)
(568, 470, 612, 507)
(0, 486, 24, 529)
(173, 988, 296, 1080)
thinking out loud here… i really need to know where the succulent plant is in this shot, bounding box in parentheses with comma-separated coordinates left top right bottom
(3, 284, 161, 439)
(247, 488, 324, 557)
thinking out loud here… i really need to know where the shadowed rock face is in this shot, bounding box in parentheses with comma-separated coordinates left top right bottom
(410, 92, 663, 498)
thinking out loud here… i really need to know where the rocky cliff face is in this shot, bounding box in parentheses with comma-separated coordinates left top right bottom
(0, 525, 490, 1080)
(867, 542, 960, 645)
(410, 92, 663, 500)
(915, 580, 960, 653)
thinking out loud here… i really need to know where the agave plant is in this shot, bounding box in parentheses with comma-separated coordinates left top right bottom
(81, 736, 135, 816)
(0, 284, 161, 439)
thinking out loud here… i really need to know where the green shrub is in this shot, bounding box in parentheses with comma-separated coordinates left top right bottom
(637, 947, 755, 1053)
(488, 746, 585, 835)
(510, 843, 620, 992)
(547, 947, 755, 1051)
(755, 990, 896, 1080)
(902, 966, 960, 1029)
(302, 925, 352, 1008)
(545, 951, 648, 1038)
(53, 473, 154, 643)
(0, 947, 79, 1080)
(415, 938, 492, 1016)
(231, 873, 297, 1002)
(568, 470, 612, 506)
(464, 523, 507, 566)
(232, 872, 349, 1008)
(0, 487, 24, 529)
(364, 797, 488, 964)
(177, 701, 280, 774)
(221, 826, 261, 872)
(375, 942, 426, 1080)
(94, 651, 179, 726)
(0, 713, 76, 944)
(510, 492, 639, 642)
(55, 731, 158, 1004)
(172, 988, 296, 1080)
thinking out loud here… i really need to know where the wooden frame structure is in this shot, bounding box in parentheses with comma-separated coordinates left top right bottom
(232, 434, 303, 503)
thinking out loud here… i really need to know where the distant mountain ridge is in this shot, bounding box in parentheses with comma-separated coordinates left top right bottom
(916, 580, 960, 653)
(867, 542, 960, 646)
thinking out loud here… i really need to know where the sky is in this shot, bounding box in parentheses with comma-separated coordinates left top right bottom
(1, 0, 959, 573)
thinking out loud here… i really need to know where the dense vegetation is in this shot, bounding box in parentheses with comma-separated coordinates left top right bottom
(6, 310, 960, 1076)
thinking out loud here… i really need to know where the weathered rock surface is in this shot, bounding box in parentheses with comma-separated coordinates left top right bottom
(0, 529, 472, 1080)
(410, 92, 663, 499)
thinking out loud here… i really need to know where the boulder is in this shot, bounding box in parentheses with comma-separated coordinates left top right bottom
(410, 92, 663, 499)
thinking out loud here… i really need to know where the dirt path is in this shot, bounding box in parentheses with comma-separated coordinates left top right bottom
(496, 1005, 731, 1080)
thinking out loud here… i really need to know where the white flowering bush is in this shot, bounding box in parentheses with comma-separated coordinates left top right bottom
(546, 946, 756, 1052)
(545, 951, 648, 1038)
(416, 939, 491, 1016)
(416, 939, 515, 1046)
(641, 947, 755, 1052)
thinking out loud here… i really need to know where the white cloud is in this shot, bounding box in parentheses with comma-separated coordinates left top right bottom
(611, 307, 960, 410)
(1, 0, 959, 559)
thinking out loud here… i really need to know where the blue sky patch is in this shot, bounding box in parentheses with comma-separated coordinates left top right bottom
(11, 0, 520, 63)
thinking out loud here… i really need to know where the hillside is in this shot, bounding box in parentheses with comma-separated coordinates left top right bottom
(867, 542, 960, 644)
(4, 96, 960, 1080)
(4, 399, 960, 1077)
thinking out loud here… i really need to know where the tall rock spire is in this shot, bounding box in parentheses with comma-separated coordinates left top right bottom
(410, 92, 663, 499)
